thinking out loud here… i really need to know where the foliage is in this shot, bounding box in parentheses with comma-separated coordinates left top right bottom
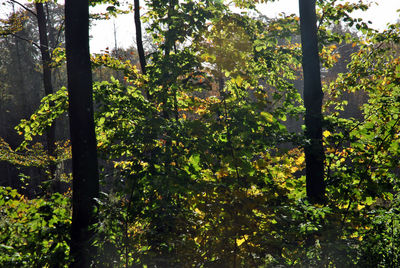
(2, 0, 400, 267)
(0, 186, 71, 267)
(0, 12, 25, 36)
(321, 21, 400, 267)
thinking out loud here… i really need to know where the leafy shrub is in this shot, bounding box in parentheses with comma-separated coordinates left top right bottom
(0, 187, 71, 267)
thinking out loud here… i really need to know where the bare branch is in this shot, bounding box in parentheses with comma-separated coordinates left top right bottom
(7, 0, 37, 17)
(54, 20, 65, 49)
(10, 33, 41, 49)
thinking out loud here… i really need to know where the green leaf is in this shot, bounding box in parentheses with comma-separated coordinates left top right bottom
(260, 112, 273, 123)
(365, 196, 374, 206)
(189, 154, 201, 172)
(98, 117, 106, 125)
(0, 244, 14, 250)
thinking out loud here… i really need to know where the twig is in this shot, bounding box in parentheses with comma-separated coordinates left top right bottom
(10, 33, 40, 49)
(8, 0, 37, 17)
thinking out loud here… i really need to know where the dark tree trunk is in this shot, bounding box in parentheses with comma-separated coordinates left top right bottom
(35, 3, 56, 181)
(134, 0, 146, 75)
(65, 0, 99, 266)
(299, 0, 325, 203)
(134, 0, 151, 100)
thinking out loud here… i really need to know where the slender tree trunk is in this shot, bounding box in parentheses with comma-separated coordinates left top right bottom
(11, 3, 27, 117)
(65, 0, 99, 266)
(113, 19, 118, 56)
(299, 0, 325, 203)
(14, 39, 27, 115)
(45, 2, 57, 50)
(134, 0, 146, 75)
(35, 3, 56, 181)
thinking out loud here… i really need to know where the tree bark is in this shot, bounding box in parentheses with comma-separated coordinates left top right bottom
(35, 2, 56, 181)
(134, 0, 146, 75)
(299, 0, 325, 203)
(65, 0, 99, 266)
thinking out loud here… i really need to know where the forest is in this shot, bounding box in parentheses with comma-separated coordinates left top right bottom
(1, 0, 400, 267)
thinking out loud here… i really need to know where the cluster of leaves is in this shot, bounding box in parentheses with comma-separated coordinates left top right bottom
(0, 12, 25, 36)
(0, 87, 71, 182)
(0, 187, 71, 267)
(321, 21, 400, 267)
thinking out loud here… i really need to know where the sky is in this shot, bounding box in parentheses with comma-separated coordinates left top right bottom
(1, 0, 400, 53)
(89, 0, 400, 53)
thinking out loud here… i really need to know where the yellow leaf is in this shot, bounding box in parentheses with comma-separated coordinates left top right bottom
(216, 168, 229, 178)
(295, 154, 305, 166)
(323, 130, 331, 138)
(235, 75, 243, 87)
(237, 238, 245, 246)
(194, 208, 202, 215)
(236, 235, 248, 246)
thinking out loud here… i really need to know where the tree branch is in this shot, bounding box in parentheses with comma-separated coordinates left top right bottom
(54, 20, 65, 49)
(10, 33, 41, 49)
(7, 0, 37, 17)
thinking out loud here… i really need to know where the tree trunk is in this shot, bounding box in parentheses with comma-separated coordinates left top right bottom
(299, 0, 325, 203)
(65, 0, 100, 266)
(35, 2, 56, 181)
(134, 0, 146, 75)
(11, 2, 28, 117)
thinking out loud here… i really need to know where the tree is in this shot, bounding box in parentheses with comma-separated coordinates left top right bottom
(65, 0, 99, 266)
(35, 2, 56, 180)
(0, 2, 43, 190)
(0, 1, 66, 192)
(299, 0, 325, 203)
